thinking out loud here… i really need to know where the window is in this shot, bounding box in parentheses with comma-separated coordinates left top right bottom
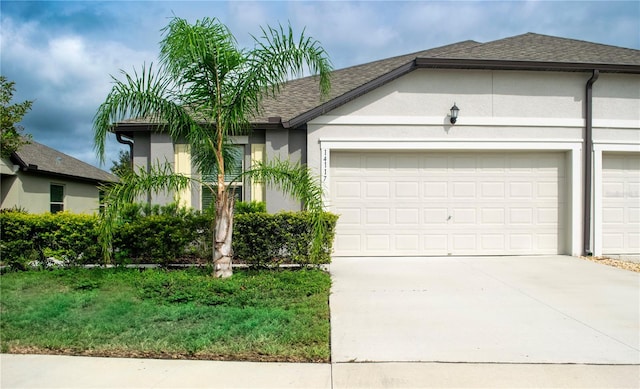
(201, 146, 244, 210)
(50, 184, 64, 213)
(99, 190, 106, 214)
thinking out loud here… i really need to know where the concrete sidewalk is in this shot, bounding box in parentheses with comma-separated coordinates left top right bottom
(2, 354, 640, 388)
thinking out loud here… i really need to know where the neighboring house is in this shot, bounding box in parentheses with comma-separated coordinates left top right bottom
(113, 33, 640, 258)
(1, 140, 117, 214)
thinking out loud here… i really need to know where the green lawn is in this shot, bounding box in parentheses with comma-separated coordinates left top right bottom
(0, 267, 331, 362)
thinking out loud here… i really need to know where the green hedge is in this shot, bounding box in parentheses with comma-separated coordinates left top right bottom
(233, 212, 338, 266)
(0, 212, 101, 268)
(0, 208, 337, 268)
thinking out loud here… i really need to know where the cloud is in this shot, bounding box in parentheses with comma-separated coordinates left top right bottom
(0, 0, 637, 171)
(1, 13, 156, 168)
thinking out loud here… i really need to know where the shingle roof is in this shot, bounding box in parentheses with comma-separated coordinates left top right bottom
(12, 140, 117, 183)
(115, 32, 640, 130)
(430, 32, 640, 65)
(254, 40, 480, 125)
(258, 32, 640, 127)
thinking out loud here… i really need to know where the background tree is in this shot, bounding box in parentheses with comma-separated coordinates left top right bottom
(110, 149, 132, 178)
(94, 17, 331, 277)
(1, 76, 33, 158)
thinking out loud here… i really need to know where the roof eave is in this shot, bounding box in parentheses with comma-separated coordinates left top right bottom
(285, 60, 417, 129)
(415, 58, 640, 73)
(285, 57, 640, 128)
(20, 168, 117, 184)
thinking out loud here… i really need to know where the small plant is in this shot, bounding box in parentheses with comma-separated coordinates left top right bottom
(235, 201, 267, 215)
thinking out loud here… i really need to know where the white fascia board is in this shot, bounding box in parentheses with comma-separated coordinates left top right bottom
(320, 139, 581, 151)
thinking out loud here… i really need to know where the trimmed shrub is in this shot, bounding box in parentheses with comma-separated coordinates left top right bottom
(0, 211, 100, 267)
(232, 211, 338, 266)
(0, 207, 337, 267)
(112, 213, 207, 265)
(235, 201, 267, 215)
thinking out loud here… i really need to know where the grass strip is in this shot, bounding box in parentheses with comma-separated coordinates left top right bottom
(0, 267, 330, 362)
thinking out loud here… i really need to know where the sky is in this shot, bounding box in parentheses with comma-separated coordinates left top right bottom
(1, 0, 639, 171)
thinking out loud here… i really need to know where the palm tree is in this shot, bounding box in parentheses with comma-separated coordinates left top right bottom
(94, 17, 331, 277)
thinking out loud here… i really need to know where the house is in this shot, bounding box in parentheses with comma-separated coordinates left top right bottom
(113, 33, 640, 258)
(1, 140, 117, 214)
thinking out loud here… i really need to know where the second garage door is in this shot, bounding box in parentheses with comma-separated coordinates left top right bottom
(602, 152, 640, 254)
(330, 151, 567, 256)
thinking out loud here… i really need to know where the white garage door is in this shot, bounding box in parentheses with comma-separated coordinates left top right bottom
(602, 153, 640, 254)
(330, 151, 566, 256)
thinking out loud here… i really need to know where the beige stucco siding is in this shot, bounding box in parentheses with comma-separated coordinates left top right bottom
(1, 173, 101, 214)
(327, 69, 587, 119)
(593, 74, 640, 122)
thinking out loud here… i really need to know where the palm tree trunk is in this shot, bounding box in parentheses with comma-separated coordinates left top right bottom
(213, 190, 234, 278)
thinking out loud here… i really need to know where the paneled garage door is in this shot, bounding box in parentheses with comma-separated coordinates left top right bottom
(602, 153, 640, 254)
(330, 151, 566, 256)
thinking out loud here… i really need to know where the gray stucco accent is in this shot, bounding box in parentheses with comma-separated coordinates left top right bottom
(132, 132, 151, 172)
(143, 132, 173, 205)
(265, 129, 302, 212)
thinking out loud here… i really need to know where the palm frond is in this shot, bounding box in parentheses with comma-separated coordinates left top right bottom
(229, 22, 332, 126)
(93, 64, 194, 163)
(241, 159, 328, 261)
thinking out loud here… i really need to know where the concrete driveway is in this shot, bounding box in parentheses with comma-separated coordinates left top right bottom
(329, 256, 640, 364)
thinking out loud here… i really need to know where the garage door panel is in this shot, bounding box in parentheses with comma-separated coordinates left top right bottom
(538, 181, 560, 198)
(537, 208, 560, 224)
(396, 208, 420, 225)
(330, 151, 566, 256)
(424, 208, 448, 223)
(335, 207, 361, 225)
(480, 182, 505, 198)
(364, 181, 390, 196)
(395, 181, 420, 198)
(365, 155, 390, 169)
(452, 182, 476, 198)
(395, 235, 420, 251)
(509, 182, 534, 198)
(537, 234, 559, 250)
(365, 208, 390, 224)
(451, 156, 477, 171)
(452, 208, 476, 224)
(481, 235, 506, 250)
(628, 233, 640, 251)
(367, 235, 390, 251)
(602, 153, 640, 254)
(603, 207, 625, 223)
(335, 180, 361, 199)
(481, 208, 505, 224)
(509, 208, 533, 224)
(452, 234, 477, 251)
(424, 181, 448, 197)
(509, 234, 533, 250)
(335, 234, 361, 252)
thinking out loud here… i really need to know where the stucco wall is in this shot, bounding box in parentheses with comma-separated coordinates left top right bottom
(265, 129, 303, 213)
(1, 172, 101, 214)
(307, 69, 600, 177)
(307, 68, 640, 257)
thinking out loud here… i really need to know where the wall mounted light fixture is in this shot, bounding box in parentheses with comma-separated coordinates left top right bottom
(449, 103, 459, 124)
